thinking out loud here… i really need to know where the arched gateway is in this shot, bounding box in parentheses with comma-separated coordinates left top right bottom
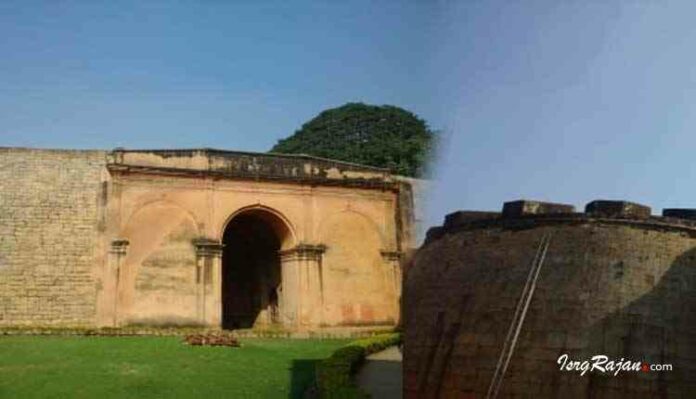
(221, 207, 292, 329)
(90, 148, 416, 331)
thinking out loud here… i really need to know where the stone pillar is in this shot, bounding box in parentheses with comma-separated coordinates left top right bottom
(193, 238, 223, 328)
(381, 250, 402, 319)
(278, 244, 326, 329)
(109, 239, 129, 326)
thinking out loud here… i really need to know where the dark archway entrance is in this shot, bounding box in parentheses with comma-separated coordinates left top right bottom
(221, 209, 289, 329)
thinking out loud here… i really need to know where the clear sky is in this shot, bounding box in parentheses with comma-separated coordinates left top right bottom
(0, 1, 439, 150)
(3, 2, 696, 234)
(426, 1, 696, 230)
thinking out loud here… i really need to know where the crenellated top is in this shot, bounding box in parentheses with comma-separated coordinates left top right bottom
(426, 199, 696, 244)
(106, 148, 399, 190)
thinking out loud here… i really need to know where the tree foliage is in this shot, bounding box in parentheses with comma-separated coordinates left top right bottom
(270, 102, 435, 177)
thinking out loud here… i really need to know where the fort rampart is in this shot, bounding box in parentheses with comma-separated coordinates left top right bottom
(0, 148, 106, 326)
(405, 200, 696, 398)
(1, 147, 416, 330)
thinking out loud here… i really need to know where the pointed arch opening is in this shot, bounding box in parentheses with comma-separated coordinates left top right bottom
(221, 207, 294, 329)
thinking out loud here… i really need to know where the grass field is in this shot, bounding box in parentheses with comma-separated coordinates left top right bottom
(0, 336, 349, 399)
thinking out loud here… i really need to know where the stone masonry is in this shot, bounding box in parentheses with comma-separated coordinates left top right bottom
(405, 200, 696, 398)
(0, 148, 107, 326)
(0, 147, 417, 330)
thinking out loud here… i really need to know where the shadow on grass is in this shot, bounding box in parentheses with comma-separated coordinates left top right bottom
(290, 359, 320, 399)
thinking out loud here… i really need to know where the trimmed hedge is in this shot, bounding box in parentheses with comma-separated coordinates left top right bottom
(0, 326, 394, 339)
(315, 332, 401, 398)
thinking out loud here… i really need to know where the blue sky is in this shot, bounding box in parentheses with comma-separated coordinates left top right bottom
(426, 1, 696, 228)
(0, 1, 439, 150)
(2, 2, 696, 231)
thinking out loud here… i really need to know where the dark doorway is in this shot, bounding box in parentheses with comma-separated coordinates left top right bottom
(222, 211, 283, 329)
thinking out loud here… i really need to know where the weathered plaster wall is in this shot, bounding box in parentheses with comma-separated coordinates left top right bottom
(120, 203, 199, 326)
(0, 148, 106, 326)
(105, 170, 401, 328)
(0, 147, 409, 330)
(319, 211, 395, 325)
(98, 149, 408, 329)
(405, 201, 696, 398)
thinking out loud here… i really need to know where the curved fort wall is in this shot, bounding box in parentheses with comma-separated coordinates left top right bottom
(0, 147, 416, 330)
(404, 200, 696, 398)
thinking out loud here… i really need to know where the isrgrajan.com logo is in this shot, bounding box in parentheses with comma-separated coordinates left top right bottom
(557, 354, 673, 376)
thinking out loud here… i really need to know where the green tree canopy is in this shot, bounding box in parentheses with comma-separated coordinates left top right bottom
(270, 102, 435, 177)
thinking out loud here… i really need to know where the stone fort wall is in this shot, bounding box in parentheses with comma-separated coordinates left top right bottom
(0, 147, 416, 330)
(404, 200, 696, 398)
(0, 148, 107, 326)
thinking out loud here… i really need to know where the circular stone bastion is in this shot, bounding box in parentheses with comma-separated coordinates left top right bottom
(404, 200, 696, 398)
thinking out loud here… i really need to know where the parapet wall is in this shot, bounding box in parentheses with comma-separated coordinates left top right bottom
(108, 148, 397, 190)
(426, 199, 696, 244)
(0, 148, 107, 326)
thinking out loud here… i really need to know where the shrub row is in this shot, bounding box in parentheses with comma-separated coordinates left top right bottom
(0, 326, 395, 339)
(315, 332, 401, 398)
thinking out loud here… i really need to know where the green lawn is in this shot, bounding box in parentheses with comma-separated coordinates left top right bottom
(0, 336, 349, 399)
